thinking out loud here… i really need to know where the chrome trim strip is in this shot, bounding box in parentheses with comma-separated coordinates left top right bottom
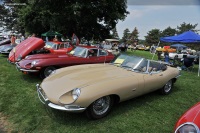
(16, 63, 39, 72)
(20, 68, 39, 72)
(36, 84, 48, 104)
(174, 122, 200, 133)
(48, 103, 86, 112)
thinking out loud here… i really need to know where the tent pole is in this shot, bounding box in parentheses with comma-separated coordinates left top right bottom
(198, 55, 200, 77)
(152, 41, 160, 60)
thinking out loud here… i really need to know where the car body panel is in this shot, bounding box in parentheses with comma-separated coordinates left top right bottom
(174, 102, 200, 131)
(8, 37, 45, 62)
(16, 46, 115, 75)
(0, 39, 11, 46)
(37, 54, 180, 112)
(44, 41, 74, 54)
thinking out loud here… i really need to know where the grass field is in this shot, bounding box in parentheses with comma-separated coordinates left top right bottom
(0, 50, 200, 133)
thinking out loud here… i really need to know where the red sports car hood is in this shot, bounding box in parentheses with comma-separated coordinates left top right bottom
(8, 37, 45, 63)
(175, 102, 200, 129)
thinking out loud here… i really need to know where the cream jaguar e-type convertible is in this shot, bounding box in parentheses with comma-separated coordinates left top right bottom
(37, 54, 181, 119)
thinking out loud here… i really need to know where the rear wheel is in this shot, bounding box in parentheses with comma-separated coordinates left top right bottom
(160, 79, 173, 95)
(86, 96, 113, 120)
(40, 66, 56, 79)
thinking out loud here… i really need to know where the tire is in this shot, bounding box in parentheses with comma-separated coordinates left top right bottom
(86, 95, 113, 120)
(160, 79, 173, 95)
(40, 66, 56, 79)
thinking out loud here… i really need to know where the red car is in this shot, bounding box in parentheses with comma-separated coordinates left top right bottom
(8, 37, 74, 63)
(174, 102, 200, 133)
(16, 46, 115, 78)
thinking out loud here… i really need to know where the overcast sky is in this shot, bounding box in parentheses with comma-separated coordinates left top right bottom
(117, 0, 200, 39)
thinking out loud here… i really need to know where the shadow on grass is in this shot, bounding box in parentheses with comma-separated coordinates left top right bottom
(20, 73, 42, 83)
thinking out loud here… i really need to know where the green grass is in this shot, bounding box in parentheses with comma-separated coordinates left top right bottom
(0, 51, 200, 133)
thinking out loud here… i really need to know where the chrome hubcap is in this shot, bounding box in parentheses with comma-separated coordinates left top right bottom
(93, 96, 110, 115)
(164, 80, 172, 93)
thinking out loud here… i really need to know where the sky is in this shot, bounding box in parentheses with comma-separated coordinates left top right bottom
(116, 0, 200, 39)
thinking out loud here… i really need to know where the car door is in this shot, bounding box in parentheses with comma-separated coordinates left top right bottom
(142, 61, 167, 92)
(85, 48, 100, 63)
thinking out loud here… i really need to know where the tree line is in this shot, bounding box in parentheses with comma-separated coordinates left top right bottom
(120, 22, 199, 47)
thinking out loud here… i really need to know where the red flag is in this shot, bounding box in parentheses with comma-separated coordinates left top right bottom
(72, 33, 79, 46)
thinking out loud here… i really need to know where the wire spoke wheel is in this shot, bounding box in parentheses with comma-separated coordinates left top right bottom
(164, 80, 172, 93)
(92, 96, 111, 115)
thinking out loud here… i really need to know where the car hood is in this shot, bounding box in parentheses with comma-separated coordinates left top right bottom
(175, 102, 200, 128)
(40, 64, 132, 102)
(0, 44, 16, 52)
(8, 37, 45, 62)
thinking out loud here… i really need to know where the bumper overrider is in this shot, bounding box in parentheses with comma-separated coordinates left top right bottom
(15, 63, 39, 72)
(36, 84, 86, 112)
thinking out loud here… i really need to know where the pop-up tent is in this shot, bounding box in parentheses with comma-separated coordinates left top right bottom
(160, 30, 200, 43)
(41, 31, 62, 37)
(170, 44, 187, 50)
(41, 31, 63, 41)
(160, 30, 200, 76)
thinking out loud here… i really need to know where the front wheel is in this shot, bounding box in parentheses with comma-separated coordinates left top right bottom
(40, 66, 56, 79)
(160, 79, 173, 95)
(86, 96, 113, 120)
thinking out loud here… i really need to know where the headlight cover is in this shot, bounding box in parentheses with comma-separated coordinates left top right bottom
(17, 54, 22, 61)
(175, 122, 199, 133)
(72, 88, 81, 100)
(31, 60, 37, 67)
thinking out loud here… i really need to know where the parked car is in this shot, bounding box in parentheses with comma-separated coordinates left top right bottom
(0, 44, 17, 55)
(136, 44, 145, 50)
(16, 46, 115, 78)
(174, 102, 200, 133)
(0, 38, 11, 46)
(8, 37, 74, 63)
(36, 54, 181, 119)
(0, 39, 21, 55)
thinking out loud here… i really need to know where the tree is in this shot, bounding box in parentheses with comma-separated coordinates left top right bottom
(145, 29, 161, 46)
(176, 22, 198, 34)
(128, 27, 139, 45)
(11, 0, 129, 40)
(161, 26, 176, 37)
(121, 28, 130, 43)
(111, 27, 119, 39)
(160, 26, 176, 46)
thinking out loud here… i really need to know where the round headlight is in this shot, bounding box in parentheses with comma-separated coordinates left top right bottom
(72, 88, 81, 100)
(175, 123, 198, 133)
(31, 60, 37, 67)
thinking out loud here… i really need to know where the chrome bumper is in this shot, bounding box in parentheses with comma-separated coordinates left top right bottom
(15, 63, 39, 72)
(36, 84, 86, 112)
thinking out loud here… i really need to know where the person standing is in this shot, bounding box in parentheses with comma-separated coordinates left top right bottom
(10, 35, 16, 45)
(53, 35, 58, 41)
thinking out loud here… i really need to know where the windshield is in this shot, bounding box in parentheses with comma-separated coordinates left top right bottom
(111, 54, 148, 71)
(45, 42, 57, 50)
(69, 47, 87, 57)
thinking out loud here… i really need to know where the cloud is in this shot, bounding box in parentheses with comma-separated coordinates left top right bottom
(127, 0, 200, 5)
